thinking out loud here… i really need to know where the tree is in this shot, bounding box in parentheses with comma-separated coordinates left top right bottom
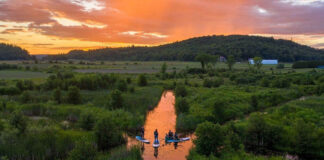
(9, 111, 27, 134)
(68, 138, 97, 160)
(160, 62, 167, 74)
(95, 116, 125, 151)
(109, 90, 123, 109)
(79, 112, 96, 131)
(194, 122, 225, 156)
(226, 55, 236, 70)
(137, 74, 147, 86)
(175, 97, 189, 114)
(67, 86, 81, 104)
(117, 80, 127, 92)
(175, 85, 187, 97)
(195, 54, 217, 70)
(53, 88, 62, 104)
(253, 57, 263, 70)
(20, 91, 31, 103)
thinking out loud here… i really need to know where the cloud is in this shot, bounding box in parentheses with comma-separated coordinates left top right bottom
(0, 0, 324, 54)
(0, 28, 26, 34)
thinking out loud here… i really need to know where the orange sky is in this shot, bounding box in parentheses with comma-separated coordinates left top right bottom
(0, 0, 324, 54)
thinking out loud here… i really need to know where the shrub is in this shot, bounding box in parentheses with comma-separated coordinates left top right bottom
(109, 90, 123, 109)
(67, 86, 81, 104)
(195, 122, 225, 156)
(203, 78, 224, 88)
(20, 91, 32, 103)
(292, 61, 324, 69)
(95, 116, 125, 151)
(137, 74, 147, 86)
(53, 88, 62, 104)
(175, 85, 187, 97)
(0, 87, 20, 95)
(117, 80, 128, 92)
(175, 97, 189, 114)
(78, 112, 96, 131)
(9, 111, 27, 134)
(276, 64, 285, 69)
(68, 138, 97, 160)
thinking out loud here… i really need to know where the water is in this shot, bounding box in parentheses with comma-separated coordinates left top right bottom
(128, 91, 194, 160)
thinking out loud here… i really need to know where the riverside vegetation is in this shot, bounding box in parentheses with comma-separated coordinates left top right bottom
(0, 57, 323, 160)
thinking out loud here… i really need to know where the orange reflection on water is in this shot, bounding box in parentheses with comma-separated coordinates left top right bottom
(129, 91, 194, 160)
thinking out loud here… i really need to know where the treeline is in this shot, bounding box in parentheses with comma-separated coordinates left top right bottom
(0, 43, 32, 60)
(292, 61, 324, 68)
(45, 35, 324, 62)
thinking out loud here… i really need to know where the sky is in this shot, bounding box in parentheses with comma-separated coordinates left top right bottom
(0, 0, 324, 54)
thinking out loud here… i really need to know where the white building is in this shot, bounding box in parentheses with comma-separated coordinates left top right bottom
(249, 59, 278, 65)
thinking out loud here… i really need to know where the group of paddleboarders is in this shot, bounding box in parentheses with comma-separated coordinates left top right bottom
(140, 128, 178, 141)
(166, 130, 178, 140)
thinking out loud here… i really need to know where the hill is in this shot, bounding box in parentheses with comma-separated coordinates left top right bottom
(45, 35, 324, 62)
(0, 43, 32, 60)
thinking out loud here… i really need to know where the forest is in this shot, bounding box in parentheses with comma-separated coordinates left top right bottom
(45, 35, 324, 62)
(0, 43, 32, 60)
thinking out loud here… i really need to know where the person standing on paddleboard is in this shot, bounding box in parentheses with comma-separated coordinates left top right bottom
(154, 129, 159, 142)
(141, 127, 145, 138)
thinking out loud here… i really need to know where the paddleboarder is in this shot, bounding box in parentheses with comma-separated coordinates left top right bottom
(154, 129, 159, 141)
(140, 127, 145, 138)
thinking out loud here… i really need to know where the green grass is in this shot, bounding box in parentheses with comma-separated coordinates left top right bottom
(0, 70, 49, 79)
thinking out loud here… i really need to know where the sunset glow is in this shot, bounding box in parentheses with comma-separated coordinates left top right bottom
(1, 0, 324, 54)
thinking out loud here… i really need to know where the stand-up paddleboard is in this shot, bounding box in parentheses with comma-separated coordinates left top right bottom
(136, 136, 150, 143)
(153, 139, 160, 148)
(166, 137, 190, 143)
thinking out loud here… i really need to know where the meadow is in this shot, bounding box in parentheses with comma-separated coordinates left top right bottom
(0, 60, 323, 160)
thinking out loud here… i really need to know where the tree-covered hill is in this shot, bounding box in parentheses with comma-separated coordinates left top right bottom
(0, 43, 32, 60)
(46, 35, 324, 62)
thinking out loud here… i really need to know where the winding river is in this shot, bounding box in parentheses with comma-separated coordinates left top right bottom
(128, 91, 194, 160)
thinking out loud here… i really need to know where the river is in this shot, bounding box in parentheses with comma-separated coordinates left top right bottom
(128, 91, 194, 160)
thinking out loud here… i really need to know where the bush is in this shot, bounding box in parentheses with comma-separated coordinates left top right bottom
(67, 86, 81, 104)
(137, 74, 147, 86)
(78, 112, 96, 131)
(195, 122, 225, 156)
(9, 111, 27, 134)
(175, 97, 189, 114)
(203, 78, 224, 88)
(292, 61, 324, 69)
(0, 87, 20, 95)
(95, 116, 125, 151)
(175, 85, 187, 97)
(271, 78, 290, 88)
(109, 90, 123, 109)
(53, 88, 62, 104)
(20, 91, 32, 103)
(117, 80, 128, 92)
(68, 138, 97, 160)
(276, 64, 285, 69)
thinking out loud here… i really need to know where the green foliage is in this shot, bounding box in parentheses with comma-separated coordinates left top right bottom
(95, 115, 125, 151)
(226, 55, 236, 70)
(100, 146, 142, 160)
(45, 35, 324, 62)
(253, 57, 263, 70)
(117, 80, 128, 92)
(203, 78, 223, 88)
(67, 86, 81, 104)
(175, 97, 189, 114)
(9, 111, 27, 134)
(195, 54, 218, 70)
(137, 74, 147, 86)
(175, 84, 187, 97)
(78, 112, 96, 131)
(20, 91, 32, 103)
(160, 62, 167, 74)
(195, 122, 225, 156)
(53, 88, 62, 104)
(0, 43, 32, 60)
(293, 61, 324, 68)
(109, 90, 123, 109)
(68, 138, 97, 160)
(276, 63, 285, 69)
